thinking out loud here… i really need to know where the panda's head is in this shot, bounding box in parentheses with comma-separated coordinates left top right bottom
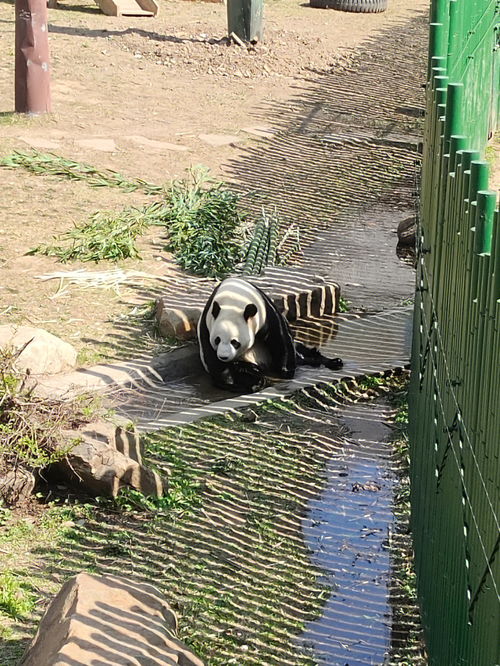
(206, 279, 265, 363)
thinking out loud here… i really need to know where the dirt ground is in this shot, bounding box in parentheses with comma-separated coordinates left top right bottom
(1, 0, 428, 363)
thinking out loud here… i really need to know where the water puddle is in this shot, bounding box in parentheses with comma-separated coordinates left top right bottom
(300, 398, 401, 665)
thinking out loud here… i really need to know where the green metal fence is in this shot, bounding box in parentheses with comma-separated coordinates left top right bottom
(409, 0, 499, 664)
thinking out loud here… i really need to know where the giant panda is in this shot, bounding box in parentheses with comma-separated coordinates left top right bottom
(197, 277, 343, 393)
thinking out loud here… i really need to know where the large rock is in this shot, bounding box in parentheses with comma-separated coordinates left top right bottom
(20, 573, 205, 666)
(0, 325, 77, 375)
(56, 419, 165, 498)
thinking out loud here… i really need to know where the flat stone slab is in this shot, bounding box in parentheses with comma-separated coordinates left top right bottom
(20, 573, 204, 666)
(124, 135, 190, 151)
(113, 308, 412, 430)
(155, 267, 341, 340)
(75, 138, 117, 152)
(198, 133, 241, 146)
(18, 136, 61, 150)
(32, 346, 199, 400)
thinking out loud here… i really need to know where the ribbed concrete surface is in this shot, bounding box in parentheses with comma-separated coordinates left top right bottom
(112, 308, 411, 430)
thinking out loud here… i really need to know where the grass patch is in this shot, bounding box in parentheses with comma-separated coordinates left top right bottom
(386, 383, 426, 664)
(0, 503, 94, 665)
(0, 572, 35, 620)
(0, 113, 32, 127)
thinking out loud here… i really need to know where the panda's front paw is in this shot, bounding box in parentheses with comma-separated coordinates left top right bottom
(232, 361, 268, 393)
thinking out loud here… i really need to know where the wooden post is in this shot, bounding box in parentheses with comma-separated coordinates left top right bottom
(15, 0, 51, 114)
(227, 0, 263, 44)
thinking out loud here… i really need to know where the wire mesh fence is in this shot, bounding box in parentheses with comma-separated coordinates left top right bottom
(409, 1, 499, 664)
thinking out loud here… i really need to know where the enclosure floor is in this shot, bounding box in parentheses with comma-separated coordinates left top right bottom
(3, 4, 428, 664)
(104, 10, 427, 664)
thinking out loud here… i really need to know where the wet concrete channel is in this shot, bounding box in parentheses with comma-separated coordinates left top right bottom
(105, 307, 413, 430)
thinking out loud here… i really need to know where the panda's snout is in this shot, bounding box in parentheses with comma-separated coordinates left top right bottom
(216, 343, 237, 363)
(217, 350, 234, 362)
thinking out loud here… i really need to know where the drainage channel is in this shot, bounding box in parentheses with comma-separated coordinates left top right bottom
(106, 307, 412, 430)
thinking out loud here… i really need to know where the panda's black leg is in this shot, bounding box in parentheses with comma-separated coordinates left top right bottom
(211, 367, 238, 391)
(323, 356, 344, 370)
(295, 342, 343, 370)
(295, 343, 322, 367)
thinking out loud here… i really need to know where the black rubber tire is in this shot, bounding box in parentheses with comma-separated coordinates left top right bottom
(310, 0, 387, 12)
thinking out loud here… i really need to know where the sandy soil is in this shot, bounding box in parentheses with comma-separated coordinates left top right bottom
(0, 0, 429, 362)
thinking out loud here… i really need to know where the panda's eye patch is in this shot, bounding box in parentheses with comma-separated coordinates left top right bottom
(231, 340, 241, 349)
(214, 337, 221, 346)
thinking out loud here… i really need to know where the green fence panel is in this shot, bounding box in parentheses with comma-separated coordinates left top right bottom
(409, 1, 499, 664)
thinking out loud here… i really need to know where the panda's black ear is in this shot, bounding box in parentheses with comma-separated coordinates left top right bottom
(212, 301, 221, 319)
(244, 303, 258, 321)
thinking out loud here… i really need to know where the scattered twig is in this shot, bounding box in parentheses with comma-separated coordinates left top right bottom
(229, 32, 245, 48)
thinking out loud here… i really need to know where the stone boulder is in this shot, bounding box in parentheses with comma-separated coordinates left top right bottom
(20, 573, 205, 666)
(56, 418, 165, 498)
(0, 325, 77, 375)
(0, 466, 35, 506)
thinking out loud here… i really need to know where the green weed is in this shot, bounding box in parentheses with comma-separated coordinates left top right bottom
(0, 572, 35, 620)
(109, 475, 203, 518)
(338, 296, 351, 312)
(386, 382, 426, 662)
(76, 346, 104, 367)
(163, 167, 245, 278)
(0, 346, 100, 488)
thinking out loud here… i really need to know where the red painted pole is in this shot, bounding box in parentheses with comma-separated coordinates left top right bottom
(15, 0, 51, 114)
